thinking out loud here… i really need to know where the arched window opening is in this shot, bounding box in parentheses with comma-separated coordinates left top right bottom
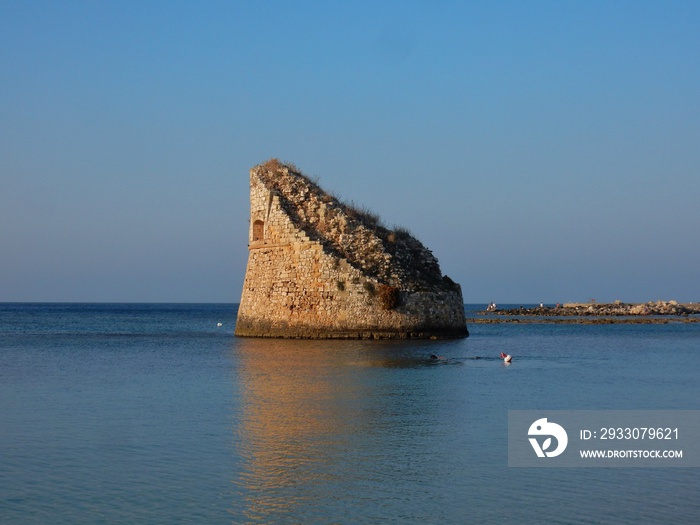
(252, 220, 264, 242)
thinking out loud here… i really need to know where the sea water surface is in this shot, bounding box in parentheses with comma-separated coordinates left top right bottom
(1, 303, 699, 524)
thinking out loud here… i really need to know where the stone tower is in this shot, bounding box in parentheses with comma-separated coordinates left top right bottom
(234, 159, 468, 339)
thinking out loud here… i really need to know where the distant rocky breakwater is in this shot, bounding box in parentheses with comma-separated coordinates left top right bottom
(473, 301, 700, 324)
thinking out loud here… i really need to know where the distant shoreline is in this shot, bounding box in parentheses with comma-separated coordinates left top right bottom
(467, 317, 700, 324)
(469, 300, 700, 324)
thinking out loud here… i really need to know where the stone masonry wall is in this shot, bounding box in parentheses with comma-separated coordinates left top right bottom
(234, 161, 468, 339)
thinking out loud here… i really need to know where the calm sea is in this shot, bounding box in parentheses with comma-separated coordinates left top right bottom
(1, 303, 699, 524)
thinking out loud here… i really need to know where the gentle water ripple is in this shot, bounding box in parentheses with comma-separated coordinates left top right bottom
(1, 304, 699, 523)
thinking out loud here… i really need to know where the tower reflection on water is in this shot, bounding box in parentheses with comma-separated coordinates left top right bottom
(230, 337, 456, 523)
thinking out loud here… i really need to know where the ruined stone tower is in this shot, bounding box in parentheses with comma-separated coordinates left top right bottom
(234, 159, 468, 339)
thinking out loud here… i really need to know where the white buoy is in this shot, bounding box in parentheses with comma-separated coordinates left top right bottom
(217, 322, 223, 327)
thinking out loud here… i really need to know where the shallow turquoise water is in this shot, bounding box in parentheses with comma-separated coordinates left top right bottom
(1, 304, 699, 523)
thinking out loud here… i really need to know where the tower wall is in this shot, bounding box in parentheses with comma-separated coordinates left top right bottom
(234, 164, 468, 339)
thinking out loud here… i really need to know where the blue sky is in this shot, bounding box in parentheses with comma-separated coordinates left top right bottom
(1, 1, 698, 303)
